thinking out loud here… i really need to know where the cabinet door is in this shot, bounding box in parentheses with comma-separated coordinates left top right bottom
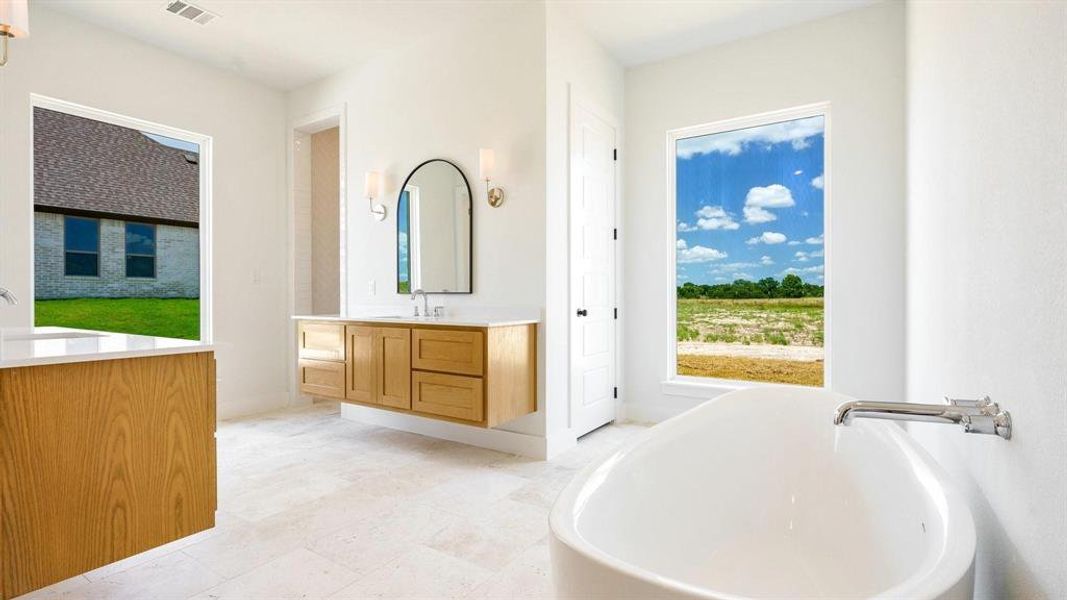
(345, 325, 376, 403)
(298, 322, 346, 361)
(300, 359, 346, 399)
(412, 371, 484, 423)
(411, 328, 484, 376)
(376, 327, 411, 409)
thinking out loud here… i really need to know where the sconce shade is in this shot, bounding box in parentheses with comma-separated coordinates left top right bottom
(478, 148, 495, 181)
(363, 170, 380, 199)
(0, 0, 30, 38)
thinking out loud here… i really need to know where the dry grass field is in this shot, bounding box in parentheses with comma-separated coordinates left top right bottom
(677, 297, 824, 385)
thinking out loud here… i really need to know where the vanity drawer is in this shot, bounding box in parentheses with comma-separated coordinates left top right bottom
(299, 359, 346, 399)
(411, 371, 484, 423)
(411, 329, 484, 376)
(298, 322, 346, 362)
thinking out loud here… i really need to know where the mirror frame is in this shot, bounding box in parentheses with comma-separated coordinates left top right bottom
(395, 158, 474, 295)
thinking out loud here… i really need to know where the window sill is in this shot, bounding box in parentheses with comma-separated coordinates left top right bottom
(661, 376, 820, 399)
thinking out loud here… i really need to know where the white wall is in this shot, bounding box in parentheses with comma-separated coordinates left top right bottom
(622, 2, 906, 421)
(287, 4, 547, 437)
(905, 2, 1067, 597)
(545, 4, 625, 452)
(0, 6, 290, 419)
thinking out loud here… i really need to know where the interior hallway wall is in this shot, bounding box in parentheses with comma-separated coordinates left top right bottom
(905, 1, 1067, 596)
(0, 5, 290, 419)
(311, 127, 341, 314)
(545, 4, 625, 453)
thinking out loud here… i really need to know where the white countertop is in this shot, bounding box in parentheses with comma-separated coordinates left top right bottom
(0, 327, 215, 369)
(292, 310, 539, 328)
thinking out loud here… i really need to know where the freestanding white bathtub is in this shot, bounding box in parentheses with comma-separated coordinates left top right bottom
(549, 387, 976, 599)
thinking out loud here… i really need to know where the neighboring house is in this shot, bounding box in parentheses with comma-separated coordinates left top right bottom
(33, 108, 200, 299)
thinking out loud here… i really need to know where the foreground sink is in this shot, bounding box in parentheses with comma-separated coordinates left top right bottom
(549, 386, 976, 600)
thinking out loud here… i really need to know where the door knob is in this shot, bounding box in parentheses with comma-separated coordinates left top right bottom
(576, 309, 588, 317)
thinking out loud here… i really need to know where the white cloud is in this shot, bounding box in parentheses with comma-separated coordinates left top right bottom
(805, 234, 824, 245)
(742, 184, 795, 224)
(730, 272, 756, 281)
(781, 264, 825, 276)
(742, 205, 776, 224)
(746, 231, 787, 245)
(793, 170, 803, 176)
(760, 255, 774, 266)
(811, 174, 824, 189)
(745, 184, 795, 208)
(677, 221, 698, 232)
(694, 205, 740, 230)
(795, 249, 825, 262)
(677, 243, 728, 263)
(676, 239, 688, 250)
(787, 240, 801, 246)
(677, 116, 825, 158)
(709, 261, 758, 275)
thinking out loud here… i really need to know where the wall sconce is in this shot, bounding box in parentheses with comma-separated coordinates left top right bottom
(364, 170, 386, 221)
(479, 148, 505, 208)
(0, 0, 30, 68)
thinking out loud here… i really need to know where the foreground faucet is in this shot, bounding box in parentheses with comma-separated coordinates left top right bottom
(834, 396, 1012, 440)
(0, 286, 18, 306)
(410, 288, 429, 317)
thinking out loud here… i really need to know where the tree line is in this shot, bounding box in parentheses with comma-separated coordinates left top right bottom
(677, 274, 823, 299)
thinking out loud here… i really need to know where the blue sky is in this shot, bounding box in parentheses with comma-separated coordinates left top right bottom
(676, 115, 825, 285)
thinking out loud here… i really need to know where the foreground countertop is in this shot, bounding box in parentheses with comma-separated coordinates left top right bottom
(0, 326, 215, 369)
(292, 311, 539, 328)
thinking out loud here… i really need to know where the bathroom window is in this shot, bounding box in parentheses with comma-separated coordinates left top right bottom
(670, 108, 827, 387)
(125, 222, 157, 278)
(64, 216, 100, 277)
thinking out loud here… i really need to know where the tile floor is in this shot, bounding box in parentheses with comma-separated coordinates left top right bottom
(22, 401, 646, 599)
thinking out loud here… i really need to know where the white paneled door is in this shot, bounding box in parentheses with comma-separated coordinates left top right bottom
(570, 102, 617, 437)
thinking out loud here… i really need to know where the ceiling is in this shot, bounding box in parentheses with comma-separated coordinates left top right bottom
(40, 0, 879, 91)
(39, 0, 510, 91)
(558, 0, 881, 67)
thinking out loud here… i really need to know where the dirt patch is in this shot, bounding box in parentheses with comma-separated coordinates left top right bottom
(677, 354, 823, 387)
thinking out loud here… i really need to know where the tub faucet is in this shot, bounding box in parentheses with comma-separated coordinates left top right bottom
(834, 396, 1011, 440)
(0, 287, 18, 306)
(410, 289, 429, 317)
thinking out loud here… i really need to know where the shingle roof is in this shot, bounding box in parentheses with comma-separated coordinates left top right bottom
(33, 107, 199, 226)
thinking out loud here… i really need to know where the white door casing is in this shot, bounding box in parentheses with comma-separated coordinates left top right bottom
(569, 101, 617, 437)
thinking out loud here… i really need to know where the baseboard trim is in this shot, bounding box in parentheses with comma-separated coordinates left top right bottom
(340, 403, 547, 459)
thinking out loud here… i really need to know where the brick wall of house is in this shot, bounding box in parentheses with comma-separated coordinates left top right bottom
(35, 211, 200, 299)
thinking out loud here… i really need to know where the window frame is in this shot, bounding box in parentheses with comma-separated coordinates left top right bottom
(124, 221, 158, 279)
(31, 94, 214, 343)
(664, 102, 832, 394)
(63, 215, 101, 278)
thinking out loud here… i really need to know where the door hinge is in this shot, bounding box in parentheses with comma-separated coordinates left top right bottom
(614, 307, 618, 319)
(613, 387, 618, 399)
(613, 148, 617, 161)
(613, 228, 617, 240)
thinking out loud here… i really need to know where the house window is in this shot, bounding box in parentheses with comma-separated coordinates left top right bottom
(125, 222, 157, 278)
(671, 109, 827, 387)
(64, 216, 100, 277)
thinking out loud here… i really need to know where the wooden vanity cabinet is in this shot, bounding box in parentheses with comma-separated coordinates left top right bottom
(297, 319, 535, 428)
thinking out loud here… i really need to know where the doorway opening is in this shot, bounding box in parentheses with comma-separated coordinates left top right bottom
(30, 96, 213, 341)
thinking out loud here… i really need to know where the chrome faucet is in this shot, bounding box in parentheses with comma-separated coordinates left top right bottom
(834, 396, 1011, 440)
(410, 289, 429, 317)
(0, 287, 19, 306)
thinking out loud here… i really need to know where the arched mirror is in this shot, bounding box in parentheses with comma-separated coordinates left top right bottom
(396, 159, 473, 294)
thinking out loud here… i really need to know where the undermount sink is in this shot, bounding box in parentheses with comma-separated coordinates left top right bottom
(4, 332, 106, 341)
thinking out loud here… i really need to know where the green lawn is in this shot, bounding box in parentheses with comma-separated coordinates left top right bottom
(35, 298, 200, 340)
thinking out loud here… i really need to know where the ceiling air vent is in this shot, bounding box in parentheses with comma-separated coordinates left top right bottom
(164, 1, 218, 25)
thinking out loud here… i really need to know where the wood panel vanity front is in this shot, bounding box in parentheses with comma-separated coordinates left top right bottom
(0, 352, 216, 600)
(298, 319, 535, 428)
